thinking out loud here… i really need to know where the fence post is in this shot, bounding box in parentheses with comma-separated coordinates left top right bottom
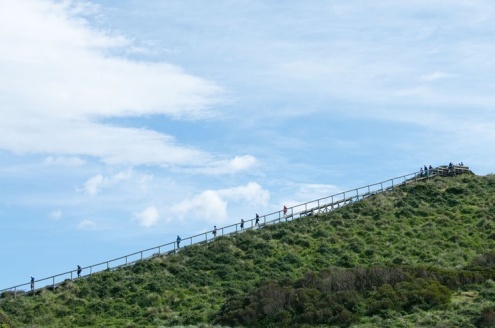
(52, 277, 55, 290)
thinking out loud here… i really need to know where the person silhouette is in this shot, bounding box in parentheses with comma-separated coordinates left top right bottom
(240, 219, 244, 229)
(255, 214, 259, 226)
(30, 276, 35, 292)
(77, 265, 82, 277)
(176, 235, 182, 248)
(213, 226, 217, 237)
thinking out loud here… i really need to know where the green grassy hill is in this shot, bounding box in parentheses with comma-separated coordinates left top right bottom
(2, 173, 495, 327)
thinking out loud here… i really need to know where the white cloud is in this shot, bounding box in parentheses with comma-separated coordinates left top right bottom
(189, 155, 257, 175)
(49, 209, 62, 220)
(0, 0, 230, 168)
(133, 206, 159, 228)
(44, 156, 85, 166)
(294, 183, 341, 201)
(77, 219, 96, 229)
(80, 168, 133, 196)
(171, 190, 227, 222)
(82, 174, 104, 196)
(419, 71, 451, 82)
(170, 182, 270, 223)
(218, 182, 270, 205)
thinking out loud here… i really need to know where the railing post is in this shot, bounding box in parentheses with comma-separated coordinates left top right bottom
(52, 277, 55, 290)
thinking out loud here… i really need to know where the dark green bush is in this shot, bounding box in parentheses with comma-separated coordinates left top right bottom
(476, 306, 495, 328)
(395, 278, 452, 310)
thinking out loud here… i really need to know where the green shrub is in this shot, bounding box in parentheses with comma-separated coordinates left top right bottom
(476, 305, 495, 328)
(0, 309, 14, 328)
(395, 278, 452, 310)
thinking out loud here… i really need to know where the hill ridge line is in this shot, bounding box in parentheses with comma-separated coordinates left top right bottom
(0, 164, 471, 297)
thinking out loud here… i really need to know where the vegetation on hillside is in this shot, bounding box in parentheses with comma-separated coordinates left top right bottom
(2, 173, 495, 327)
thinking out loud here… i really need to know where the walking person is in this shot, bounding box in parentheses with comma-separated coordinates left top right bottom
(77, 265, 82, 278)
(213, 225, 217, 238)
(255, 214, 259, 226)
(176, 235, 181, 248)
(283, 205, 288, 220)
(240, 218, 244, 229)
(30, 276, 35, 292)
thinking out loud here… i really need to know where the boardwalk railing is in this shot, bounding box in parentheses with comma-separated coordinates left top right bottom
(0, 165, 471, 298)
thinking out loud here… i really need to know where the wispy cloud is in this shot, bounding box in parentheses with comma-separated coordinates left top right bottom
(44, 156, 85, 166)
(0, 0, 231, 169)
(187, 155, 257, 175)
(77, 219, 96, 230)
(49, 209, 62, 220)
(133, 206, 160, 228)
(419, 71, 451, 82)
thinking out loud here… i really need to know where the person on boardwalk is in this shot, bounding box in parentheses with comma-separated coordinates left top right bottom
(255, 214, 259, 226)
(30, 276, 35, 292)
(77, 265, 82, 278)
(213, 225, 217, 237)
(240, 218, 244, 229)
(176, 235, 181, 248)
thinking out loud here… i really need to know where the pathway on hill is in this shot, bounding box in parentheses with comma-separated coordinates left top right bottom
(0, 164, 471, 298)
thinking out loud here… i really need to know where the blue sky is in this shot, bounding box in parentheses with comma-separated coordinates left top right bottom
(1, 0, 495, 289)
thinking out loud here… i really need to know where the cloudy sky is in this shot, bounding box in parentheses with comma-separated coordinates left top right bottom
(1, 0, 494, 288)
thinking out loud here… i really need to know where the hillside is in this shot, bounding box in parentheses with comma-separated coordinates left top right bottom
(2, 173, 495, 327)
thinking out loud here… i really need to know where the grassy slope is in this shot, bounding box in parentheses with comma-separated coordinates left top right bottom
(1, 173, 495, 327)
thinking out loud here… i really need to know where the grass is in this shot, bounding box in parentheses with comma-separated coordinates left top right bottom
(2, 173, 495, 327)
